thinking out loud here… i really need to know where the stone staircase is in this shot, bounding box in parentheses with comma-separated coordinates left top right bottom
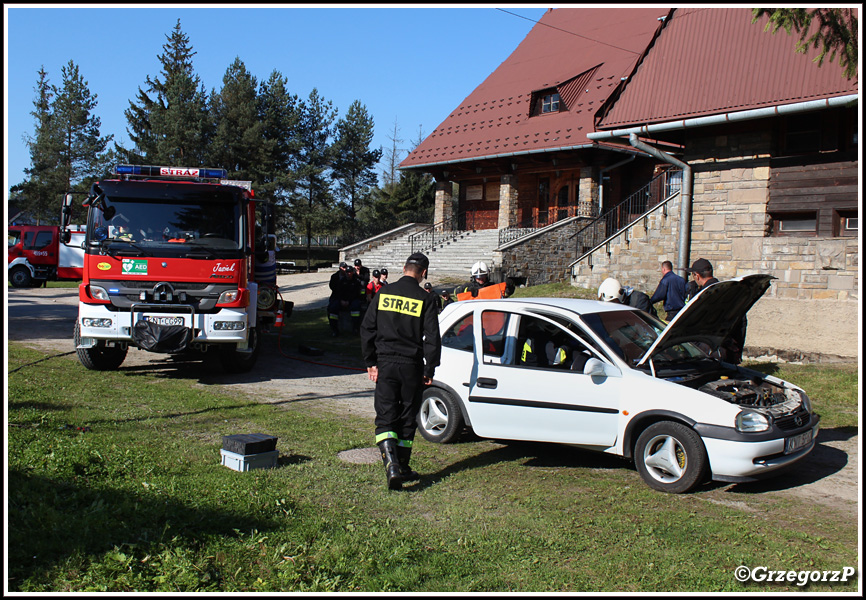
(344, 228, 501, 280)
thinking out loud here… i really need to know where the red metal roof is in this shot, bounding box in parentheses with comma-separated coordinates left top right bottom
(597, 7, 859, 129)
(400, 8, 667, 169)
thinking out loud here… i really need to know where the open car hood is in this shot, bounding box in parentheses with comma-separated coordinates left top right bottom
(637, 274, 775, 366)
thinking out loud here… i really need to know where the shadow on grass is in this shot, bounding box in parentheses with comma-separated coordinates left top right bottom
(406, 440, 629, 492)
(111, 334, 367, 386)
(77, 390, 373, 427)
(6, 469, 279, 591)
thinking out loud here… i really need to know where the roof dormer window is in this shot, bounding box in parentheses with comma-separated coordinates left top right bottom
(530, 88, 564, 117)
(542, 93, 561, 113)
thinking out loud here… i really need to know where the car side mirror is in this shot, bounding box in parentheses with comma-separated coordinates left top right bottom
(59, 230, 71, 244)
(583, 357, 617, 378)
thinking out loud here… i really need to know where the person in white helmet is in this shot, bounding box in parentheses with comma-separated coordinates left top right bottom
(453, 261, 515, 299)
(597, 277, 657, 318)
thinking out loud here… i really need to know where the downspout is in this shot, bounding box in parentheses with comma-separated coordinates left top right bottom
(627, 133, 692, 277)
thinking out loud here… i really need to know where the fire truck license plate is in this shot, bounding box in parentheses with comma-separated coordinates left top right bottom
(784, 430, 813, 455)
(145, 316, 185, 327)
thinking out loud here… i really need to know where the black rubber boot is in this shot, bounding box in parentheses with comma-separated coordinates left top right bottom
(378, 439, 403, 490)
(397, 445, 420, 482)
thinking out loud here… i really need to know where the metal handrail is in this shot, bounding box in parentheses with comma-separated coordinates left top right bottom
(409, 210, 476, 253)
(498, 199, 598, 246)
(571, 169, 682, 265)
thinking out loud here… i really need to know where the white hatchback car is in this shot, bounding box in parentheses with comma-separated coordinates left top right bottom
(418, 274, 819, 493)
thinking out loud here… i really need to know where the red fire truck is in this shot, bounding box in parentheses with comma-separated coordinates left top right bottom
(8, 224, 85, 287)
(63, 165, 290, 373)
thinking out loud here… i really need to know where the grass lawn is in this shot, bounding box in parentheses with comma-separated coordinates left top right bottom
(6, 332, 859, 592)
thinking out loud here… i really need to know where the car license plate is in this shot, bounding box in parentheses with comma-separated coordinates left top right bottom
(784, 430, 813, 454)
(145, 316, 185, 327)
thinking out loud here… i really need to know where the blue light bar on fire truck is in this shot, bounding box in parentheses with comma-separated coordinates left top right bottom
(115, 165, 228, 179)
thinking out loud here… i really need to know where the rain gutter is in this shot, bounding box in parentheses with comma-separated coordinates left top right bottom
(586, 94, 858, 141)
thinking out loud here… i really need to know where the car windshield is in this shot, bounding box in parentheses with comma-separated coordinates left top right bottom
(88, 195, 243, 257)
(581, 309, 707, 365)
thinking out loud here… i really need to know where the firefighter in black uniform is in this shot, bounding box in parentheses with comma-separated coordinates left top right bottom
(360, 252, 441, 490)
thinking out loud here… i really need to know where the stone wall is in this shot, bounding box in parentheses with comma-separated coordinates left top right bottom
(497, 217, 587, 286)
(566, 128, 858, 359)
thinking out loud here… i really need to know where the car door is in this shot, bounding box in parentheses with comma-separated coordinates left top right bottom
(467, 307, 623, 448)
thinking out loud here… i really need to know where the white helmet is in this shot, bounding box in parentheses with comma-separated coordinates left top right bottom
(598, 277, 624, 302)
(471, 261, 489, 278)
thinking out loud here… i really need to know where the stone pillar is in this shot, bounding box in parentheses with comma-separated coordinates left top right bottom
(434, 180, 453, 231)
(578, 166, 598, 217)
(497, 174, 519, 229)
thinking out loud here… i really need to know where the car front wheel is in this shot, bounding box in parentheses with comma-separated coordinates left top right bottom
(417, 387, 465, 444)
(634, 421, 708, 493)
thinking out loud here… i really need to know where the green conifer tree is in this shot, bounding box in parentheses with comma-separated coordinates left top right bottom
(331, 100, 383, 239)
(122, 19, 209, 164)
(208, 57, 263, 181)
(290, 88, 337, 271)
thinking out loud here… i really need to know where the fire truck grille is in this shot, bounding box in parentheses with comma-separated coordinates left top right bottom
(115, 281, 211, 290)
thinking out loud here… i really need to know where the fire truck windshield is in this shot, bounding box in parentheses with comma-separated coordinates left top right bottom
(88, 185, 245, 258)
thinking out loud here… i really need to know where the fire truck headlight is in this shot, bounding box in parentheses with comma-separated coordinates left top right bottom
(217, 289, 241, 304)
(89, 285, 110, 301)
(214, 321, 245, 331)
(82, 318, 113, 328)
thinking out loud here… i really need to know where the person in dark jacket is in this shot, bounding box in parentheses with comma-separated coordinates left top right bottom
(650, 260, 687, 321)
(685, 257, 747, 364)
(353, 258, 371, 296)
(598, 277, 658, 318)
(328, 262, 363, 336)
(360, 252, 441, 490)
(423, 282, 444, 313)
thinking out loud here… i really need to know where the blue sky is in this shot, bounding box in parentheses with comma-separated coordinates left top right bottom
(4, 4, 550, 198)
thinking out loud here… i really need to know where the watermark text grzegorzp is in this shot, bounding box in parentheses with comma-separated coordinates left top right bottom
(735, 565, 857, 587)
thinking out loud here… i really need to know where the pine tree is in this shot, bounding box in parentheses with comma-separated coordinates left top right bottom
(11, 67, 65, 224)
(123, 19, 209, 164)
(367, 125, 434, 231)
(258, 71, 302, 234)
(331, 100, 382, 238)
(53, 60, 113, 193)
(290, 88, 337, 271)
(380, 118, 403, 188)
(208, 57, 263, 180)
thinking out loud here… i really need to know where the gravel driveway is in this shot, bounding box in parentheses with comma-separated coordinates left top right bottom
(5, 272, 858, 512)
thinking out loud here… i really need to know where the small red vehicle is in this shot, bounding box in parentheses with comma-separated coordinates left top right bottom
(8, 224, 85, 287)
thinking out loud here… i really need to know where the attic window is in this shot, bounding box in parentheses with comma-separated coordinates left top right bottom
(530, 89, 564, 117)
(542, 93, 561, 113)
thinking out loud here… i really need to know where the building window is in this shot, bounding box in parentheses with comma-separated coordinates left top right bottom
(836, 210, 858, 237)
(542, 93, 561, 114)
(773, 213, 817, 236)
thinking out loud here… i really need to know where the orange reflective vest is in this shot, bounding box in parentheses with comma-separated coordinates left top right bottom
(456, 281, 508, 302)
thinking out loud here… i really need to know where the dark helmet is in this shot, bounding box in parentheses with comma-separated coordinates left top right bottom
(372, 269, 381, 279)
(424, 282, 433, 290)
(354, 258, 363, 266)
(381, 268, 388, 276)
(339, 261, 348, 269)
